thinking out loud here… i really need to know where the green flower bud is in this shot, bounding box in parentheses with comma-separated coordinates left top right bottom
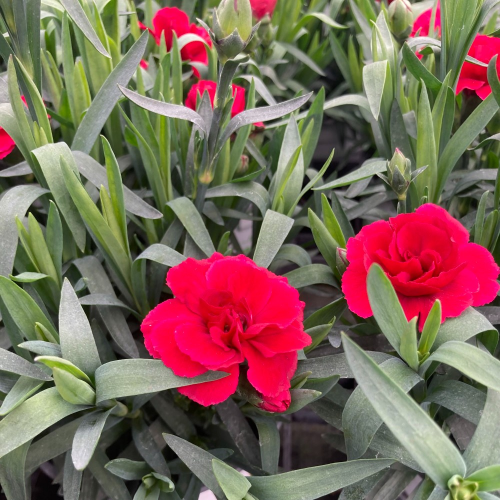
(448, 475, 479, 500)
(213, 0, 253, 41)
(387, 148, 412, 200)
(212, 0, 256, 60)
(388, 0, 413, 38)
(53, 367, 96, 406)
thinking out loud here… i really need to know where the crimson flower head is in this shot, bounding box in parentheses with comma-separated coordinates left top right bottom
(342, 204, 500, 330)
(250, 0, 278, 20)
(141, 254, 310, 409)
(139, 7, 212, 76)
(457, 35, 500, 100)
(185, 80, 264, 127)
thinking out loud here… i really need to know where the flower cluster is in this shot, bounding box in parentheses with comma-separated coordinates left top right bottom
(141, 254, 311, 410)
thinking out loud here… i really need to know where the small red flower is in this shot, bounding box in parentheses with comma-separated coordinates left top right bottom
(250, 0, 278, 20)
(342, 204, 500, 330)
(410, 5, 441, 38)
(185, 80, 264, 127)
(141, 253, 310, 408)
(457, 35, 500, 100)
(140, 59, 149, 70)
(139, 7, 212, 76)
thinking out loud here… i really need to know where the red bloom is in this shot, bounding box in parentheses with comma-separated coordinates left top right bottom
(140, 59, 149, 70)
(457, 35, 500, 100)
(0, 128, 16, 160)
(139, 7, 211, 76)
(410, 6, 441, 38)
(342, 204, 500, 330)
(141, 254, 310, 408)
(250, 0, 278, 20)
(185, 80, 264, 127)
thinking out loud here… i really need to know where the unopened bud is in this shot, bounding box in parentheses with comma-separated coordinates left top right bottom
(53, 367, 96, 406)
(387, 148, 411, 200)
(237, 154, 249, 175)
(388, 0, 413, 38)
(212, 0, 255, 60)
(447, 475, 479, 500)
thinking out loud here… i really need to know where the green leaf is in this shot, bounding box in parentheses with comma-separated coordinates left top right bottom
(435, 94, 499, 200)
(0, 376, 44, 416)
(434, 307, 498, 352)
(0, 387, 86, 460)
(10, 272, 48, 283)
(0, 347, 51, 381)
(402, 43, 442, 92)
(64, 452, 83, 500)
(0, 276, 58, 342)
(59, 0, 110, 57)
(206, 182, 270, 216)
(61, 157, 132, 292)
(284, 264, 337, 288)
(72, 409, 114, 470)
(119, 85, 208, 134)
(35, 356, 92, 384)
(0, 441, 30, 500)
(105, 459, 151, 481)
(363, 61, 388, 120)
(94, 359, 227, 403)
(88, 448, 132, 500)
(219, 93, 312, 145)
(316, 160, 387, 190)
(343, 358, 422, 460)
(0, 185, 49, 277)
(253, 210, 294, 268)
(250, 416, 280, 475)
(309, 208, 339, 271)
(73, 256, 139, 359)
(167, 197, 216, 257)
(18, 341, 62, 357)
(60, 279, 101, 376)
(321, 193, 346, 248)
(464, 389, 500, 474)
(247, 459, 394, 500)
(419, 300, 442, 355)
(73, 151, 163, 220)
(72, 32, 148, 154)
(342, 334, 466, 488)
(426, 380, 485, 425)
(212, 459, 251, 500)
(466, 465, 500, 491)
(421, 341, 500, 392)
(367, 264, 408, 354)
(163, 434, 225, 498)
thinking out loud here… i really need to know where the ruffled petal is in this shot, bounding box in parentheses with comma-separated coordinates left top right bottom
(178, 364, 239, 406)
(459, 243, 500, 306)
(175, 322, 243, 370)
(244, 323, 311, 357)
(342, 259, 372, 318)
(244, 344, 297, 397)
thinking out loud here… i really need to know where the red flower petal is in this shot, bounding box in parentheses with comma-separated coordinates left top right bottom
(244, 343, 297, 397)
(178, 364, 239, 406)
(460, 243, 500, 306)
(244, 322, 311, 356)
(175, 322, 243, 370)
(342, 258, 372, 318)
(0, 128, 16, 159)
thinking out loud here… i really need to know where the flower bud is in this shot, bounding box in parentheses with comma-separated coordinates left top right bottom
(388, 0, 413, 38)
(215, 0, 253, 40)
(386, 148, 412, 200)
(52, 367, 96, 406)
(212, 0, 255, 60)
(447, 475, 479, 500)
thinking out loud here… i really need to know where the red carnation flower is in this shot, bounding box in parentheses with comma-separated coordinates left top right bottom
(457, 35, 500, 100)
(410, 5, 441, 38)
(139, 7, 211, 76)
(342, 204, 500, 330)
(185, 80, 264, 127)
(141, 253, 310, 408)
(257, 389, 291, 412)
(250, 0, 278, 20)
